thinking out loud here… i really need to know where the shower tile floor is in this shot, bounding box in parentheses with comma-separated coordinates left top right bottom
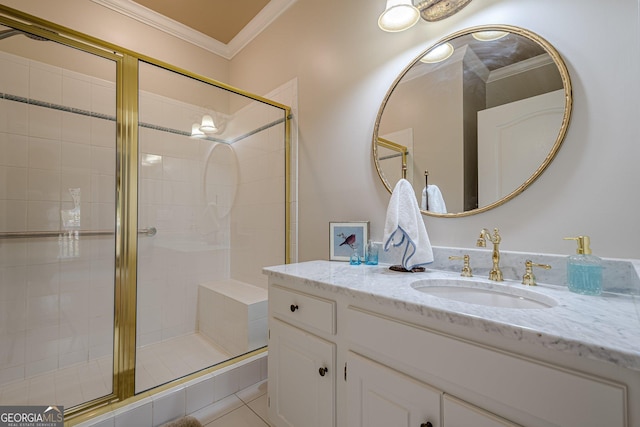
(135, 332, 231, 393)
(0, 332, 231, 408)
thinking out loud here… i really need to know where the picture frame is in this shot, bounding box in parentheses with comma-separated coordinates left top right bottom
(329, 221, 370, 261)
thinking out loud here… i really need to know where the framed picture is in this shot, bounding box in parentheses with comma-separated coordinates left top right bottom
(329, 221, 369, 261)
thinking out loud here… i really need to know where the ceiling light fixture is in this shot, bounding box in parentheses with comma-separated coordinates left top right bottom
(378, 0, 473, 32)
(378, 0, 420, 32)
(419, 42, 454, 63)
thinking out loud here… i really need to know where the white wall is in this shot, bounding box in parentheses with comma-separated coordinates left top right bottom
(230, 0, 640, 260)
(3, 0, 638, 261)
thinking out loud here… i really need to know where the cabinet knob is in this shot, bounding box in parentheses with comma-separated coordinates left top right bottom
(290, 304, 299, 312)
(420, 423, 433, 427)
(318, 367, 328, 377)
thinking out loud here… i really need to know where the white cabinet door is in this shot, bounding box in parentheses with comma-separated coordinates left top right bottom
(477, 89, 565, 205)
(347, 351, 441, 427)
(268, 318, 335, 427)
(443, 394, 521, 427)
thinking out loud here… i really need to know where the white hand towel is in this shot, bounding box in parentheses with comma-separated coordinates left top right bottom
(421, 185, 447, 214)
(384, 179, 434, 270)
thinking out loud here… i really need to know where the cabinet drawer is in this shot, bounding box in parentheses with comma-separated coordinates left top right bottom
(270, 285, 336, 335)
(347, 307, 626, 427)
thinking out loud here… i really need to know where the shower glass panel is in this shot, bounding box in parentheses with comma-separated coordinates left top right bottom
(0, 24, 116, 407)
(136, 62, 287, 393)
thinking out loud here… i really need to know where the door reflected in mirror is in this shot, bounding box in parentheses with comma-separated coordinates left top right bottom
(373, 25, 572, 217)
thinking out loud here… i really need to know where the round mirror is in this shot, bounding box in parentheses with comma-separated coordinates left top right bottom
(373, 25, 572, 217)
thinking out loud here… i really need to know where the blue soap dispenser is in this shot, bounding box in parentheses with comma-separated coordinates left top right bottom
(564, 236, 603, 295)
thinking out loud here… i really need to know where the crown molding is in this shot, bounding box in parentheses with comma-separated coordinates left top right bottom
(486, 53, 554, 83)
(91, 0, 296, 59)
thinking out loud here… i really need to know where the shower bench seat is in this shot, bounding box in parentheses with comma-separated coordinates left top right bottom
(197, 279, 268, 355)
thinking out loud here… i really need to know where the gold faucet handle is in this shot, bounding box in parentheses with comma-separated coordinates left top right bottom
(449, 255, 472, 277)
(521, 260, 552, 286)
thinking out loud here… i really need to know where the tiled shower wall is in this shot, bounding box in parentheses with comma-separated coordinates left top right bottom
(0, 51, 117, 386)
(0, 49, 289, 389)
(230, 87, 291, 289)
(136, 85, 287, 347)
(136, 90, 232, 348)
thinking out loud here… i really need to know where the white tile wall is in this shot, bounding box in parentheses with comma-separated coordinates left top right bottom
(135, 75, 286, 355)
(0, 51, 116, 396)
(1, 51, 286, 414)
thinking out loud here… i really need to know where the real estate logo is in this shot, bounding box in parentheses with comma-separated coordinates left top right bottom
(0, 405, 63, 427)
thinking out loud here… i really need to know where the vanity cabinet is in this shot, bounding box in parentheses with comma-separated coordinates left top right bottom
(268, 285, 337, 427)
(347, 351, 441, 427)
(266, 270, 630, 427)
(347, 351, 519, 427)
(443, 395, 520, 427)
(347, 307, 625, 427)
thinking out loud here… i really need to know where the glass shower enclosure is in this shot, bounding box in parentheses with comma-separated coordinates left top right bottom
(0, 6, 290, 419)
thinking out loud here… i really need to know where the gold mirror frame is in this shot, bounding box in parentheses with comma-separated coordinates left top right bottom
(373, 25, 572, 217)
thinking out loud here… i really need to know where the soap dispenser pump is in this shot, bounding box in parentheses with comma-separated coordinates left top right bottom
(564, 236, 603, 295)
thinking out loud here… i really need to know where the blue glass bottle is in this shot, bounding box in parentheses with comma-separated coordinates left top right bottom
(365, 240, 378, 265)
(349, 247, 361, 265)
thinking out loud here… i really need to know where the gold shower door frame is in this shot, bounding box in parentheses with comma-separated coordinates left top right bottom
(0, 5, 291, 423)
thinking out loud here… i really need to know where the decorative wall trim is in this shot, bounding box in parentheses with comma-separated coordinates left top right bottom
(90, 0, 297, 59)
(0, 91, 285, 144)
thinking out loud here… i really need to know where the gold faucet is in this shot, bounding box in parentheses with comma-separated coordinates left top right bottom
(476, 228, 503, 281)
(449, 255, 472, 277)
(521, 260, 552, 286)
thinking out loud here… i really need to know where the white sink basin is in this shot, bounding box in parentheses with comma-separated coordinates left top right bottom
(411, 278, 557, 309)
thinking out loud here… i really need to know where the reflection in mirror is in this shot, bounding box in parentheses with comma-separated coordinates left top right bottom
(374, 25, 572, 217)
(377, 137, 409, 183)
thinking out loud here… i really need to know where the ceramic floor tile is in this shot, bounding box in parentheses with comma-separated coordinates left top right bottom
(246, 394, 269, 426)
(203, 405, 269, 427)
(236, 380, 267, 404)
(190, 394, 245, 425)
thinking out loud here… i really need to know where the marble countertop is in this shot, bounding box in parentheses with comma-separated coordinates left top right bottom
(264, 260, 640, 372)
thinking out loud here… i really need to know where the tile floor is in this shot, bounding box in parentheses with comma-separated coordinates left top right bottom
(0, 333, 232, 408)
(0, 352, 113, 407)
(189, 380, 271, 427)
(135, 333, 231, 393)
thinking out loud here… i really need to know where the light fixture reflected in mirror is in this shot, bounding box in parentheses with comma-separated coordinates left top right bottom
(191, 123, 206, 138)
(200, 114, 218, 133)
(191, 113, 220, 137)
(379, 0, 473, 31)
(472, 30, 508, 41)
(420, 42, 454, 63)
